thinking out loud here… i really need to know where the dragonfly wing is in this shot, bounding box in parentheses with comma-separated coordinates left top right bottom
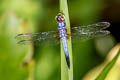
(15, 31, 59, 46)
(71, 30, 110, 42)
(71, 22, 110, 42)
(71, 22, 110, 32)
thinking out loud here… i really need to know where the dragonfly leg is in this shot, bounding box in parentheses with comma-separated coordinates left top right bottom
(66, 33, 70, 40)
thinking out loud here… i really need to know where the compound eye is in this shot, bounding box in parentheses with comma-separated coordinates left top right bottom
(56, 15, 65, 22)
(56, 16, 61, 21)
(60, 16, 65, 21)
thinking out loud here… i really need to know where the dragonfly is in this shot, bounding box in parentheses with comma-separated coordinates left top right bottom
(15, 13, 110, 69)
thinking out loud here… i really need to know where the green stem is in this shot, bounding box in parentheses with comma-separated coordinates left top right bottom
(59, 0, 73, 80)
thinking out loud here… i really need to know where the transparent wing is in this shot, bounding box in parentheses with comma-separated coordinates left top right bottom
(71, 22, 110, 32)
(15, 31, 59, 46)
(71, 22, 110, 42)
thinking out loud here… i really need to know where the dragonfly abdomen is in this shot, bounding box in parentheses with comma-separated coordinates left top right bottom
(61, 37, 70, 69)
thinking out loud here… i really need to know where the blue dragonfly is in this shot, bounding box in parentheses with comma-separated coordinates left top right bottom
(15, 13, 110, 69)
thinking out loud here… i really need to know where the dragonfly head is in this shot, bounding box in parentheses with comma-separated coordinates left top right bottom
(56, 13, 65, 22)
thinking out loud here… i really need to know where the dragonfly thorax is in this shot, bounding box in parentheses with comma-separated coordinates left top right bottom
(59, 29, 67, 38)
(57, 21, 66, 29)
(58, 23, 67, 38)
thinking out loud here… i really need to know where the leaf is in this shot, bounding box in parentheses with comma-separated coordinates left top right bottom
(60, 0, 73, 80)
(95, 49, 120, 80)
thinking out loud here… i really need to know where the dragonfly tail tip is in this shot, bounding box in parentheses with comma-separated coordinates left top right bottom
(66, 54, 70, 69)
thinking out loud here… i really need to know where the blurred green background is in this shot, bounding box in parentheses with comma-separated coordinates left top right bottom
(0, 0, 120, 80)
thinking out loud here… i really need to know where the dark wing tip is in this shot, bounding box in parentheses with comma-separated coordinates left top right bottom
(106, 30, 110, 34)
(15, 33, 31, 39)
(17, 39, 32, 45)
(15, 34, 23, 39)
(99, 30, 110, 36)
(96, 22, 110, 29)
(17, 40, 26, 45)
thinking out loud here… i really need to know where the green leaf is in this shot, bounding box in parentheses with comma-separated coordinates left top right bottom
(96, 49, 120, 80)
(59, 0, 73, 80)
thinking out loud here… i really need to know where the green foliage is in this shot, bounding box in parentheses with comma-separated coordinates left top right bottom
(0, 0, 118, 80)
(0, 11, 29, 80)
(96, 50, 120, 80)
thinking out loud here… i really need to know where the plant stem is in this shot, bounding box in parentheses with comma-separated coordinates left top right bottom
(59, 0, 73, 80)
